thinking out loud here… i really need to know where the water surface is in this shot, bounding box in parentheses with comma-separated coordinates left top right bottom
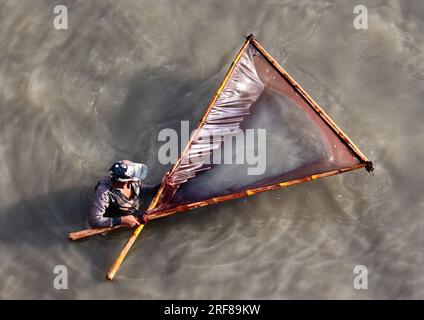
(0, 0, 423, 299)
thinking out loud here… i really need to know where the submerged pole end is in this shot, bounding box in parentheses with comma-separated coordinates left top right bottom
(105, 272, 114, 281)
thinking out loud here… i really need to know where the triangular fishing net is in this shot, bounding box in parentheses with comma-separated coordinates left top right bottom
(146, 35, 373, 219)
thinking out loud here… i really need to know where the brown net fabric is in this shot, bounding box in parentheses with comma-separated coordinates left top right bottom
(147, 41, 364, 216)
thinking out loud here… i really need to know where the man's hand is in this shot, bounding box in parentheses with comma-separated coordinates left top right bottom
(133, 210, 148, 224)
(121, 215, 141, 228)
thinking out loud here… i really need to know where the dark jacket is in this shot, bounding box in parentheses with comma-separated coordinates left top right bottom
(88, 176, 160, 228)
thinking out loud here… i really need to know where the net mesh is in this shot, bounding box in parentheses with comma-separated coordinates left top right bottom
(147, 42, 362, 215)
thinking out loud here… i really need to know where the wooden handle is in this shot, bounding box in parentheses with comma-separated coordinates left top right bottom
(68, 213, 156, 241)
(106, 224, 145, 280)
(104, 37, 255, 281)
(68, 226, 122, 241)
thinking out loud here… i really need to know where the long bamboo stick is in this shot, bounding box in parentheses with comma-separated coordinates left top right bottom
(105, 36, 255, 281)
(148, 36, 255, 211)
(146, 163, 367, 220)
(67, 207, 166, 241)
(68, 225, 122, 240)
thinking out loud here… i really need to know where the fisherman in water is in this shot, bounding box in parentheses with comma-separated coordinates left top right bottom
(88, 160, 160, 228)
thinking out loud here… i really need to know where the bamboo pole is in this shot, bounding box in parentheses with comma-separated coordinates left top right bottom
(105, 36, 255, 281)
(148, 35, 254, 211)
(146, 163, 367, 220)
(106, 223, 145, 280)
(68, 225, 122, 241)
(68, 214, 152, 241)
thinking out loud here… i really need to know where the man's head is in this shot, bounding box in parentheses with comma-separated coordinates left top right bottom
(109, 160, 148, 183)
